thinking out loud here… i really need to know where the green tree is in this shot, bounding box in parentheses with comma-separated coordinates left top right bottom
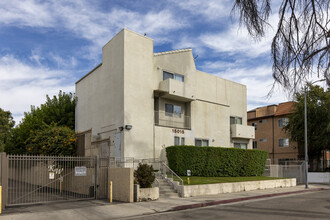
(5, 91, 76, 155)
(39, 91, 76, 130)
(25, 123, 76, 156)
(285, 84, 330, 169)
(233, 0, 329, 93)
(0, 108, 15, 152)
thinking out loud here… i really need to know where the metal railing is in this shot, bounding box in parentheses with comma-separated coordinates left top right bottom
(160, 162, 183, 185)
(154, 110, 191, 129)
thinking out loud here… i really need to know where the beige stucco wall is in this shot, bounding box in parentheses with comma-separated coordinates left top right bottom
(76, 29, 125, 138)
(123, 30, 154, 159)
(76, 28, 254, 160)
(108, 168, 133, 202)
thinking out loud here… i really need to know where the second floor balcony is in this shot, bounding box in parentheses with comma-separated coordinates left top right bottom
(154, 110, 191, 129)
(230, 124, 255, 139)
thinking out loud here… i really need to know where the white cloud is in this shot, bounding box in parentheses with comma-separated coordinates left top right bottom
(0, 54, 74, 124)
(199, 24, 273, 58)
(0, 0, 187, 58)
(0, 0, 54, 27)
(170, 0, 233, 21)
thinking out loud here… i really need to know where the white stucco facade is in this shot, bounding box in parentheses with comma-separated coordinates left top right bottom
(75, 29, 254, 160)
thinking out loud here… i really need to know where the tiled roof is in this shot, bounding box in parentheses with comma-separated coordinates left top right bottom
(274, 101, 296, 116)
(154, 48, 192, 56)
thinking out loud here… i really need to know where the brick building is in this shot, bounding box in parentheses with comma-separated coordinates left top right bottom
(247, 102, 299, 164)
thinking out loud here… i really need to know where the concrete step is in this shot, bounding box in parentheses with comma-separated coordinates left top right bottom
(160, 188, 176, 193)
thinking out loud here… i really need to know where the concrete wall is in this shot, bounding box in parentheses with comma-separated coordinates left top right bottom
(308, 172, 330, 183)
(108, 168, 133, 202)
(138, 187, 159, 201)
(75, 29, 125, 143)
(123, 30, 154, 159)
(179, 178, 296, 197)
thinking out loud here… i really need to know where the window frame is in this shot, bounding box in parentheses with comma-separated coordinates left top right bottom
(234, 143, 248, 149)
(165, 103, 182, 118)
(195, 139, 209, 147)
(163, 71, 184, 82)
(253, 141, 258, 149)
(230, 116, 242, 125)
(278, 138, 289, 147)
(278, 118, 289, 127)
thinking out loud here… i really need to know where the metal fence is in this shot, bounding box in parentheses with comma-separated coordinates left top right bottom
(7, 155, 96, 206)
(264, 162, 306, 184)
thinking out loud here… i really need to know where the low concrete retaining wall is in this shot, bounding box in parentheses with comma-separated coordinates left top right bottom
(308, 172, 330, 183)
(177, 179, 296, 198)
(138, 187, 159, 201)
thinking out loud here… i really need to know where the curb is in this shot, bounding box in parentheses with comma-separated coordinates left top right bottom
(170, 188, 325, 211)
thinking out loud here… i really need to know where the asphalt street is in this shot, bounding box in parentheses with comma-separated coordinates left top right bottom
(129, 190, 330, 220)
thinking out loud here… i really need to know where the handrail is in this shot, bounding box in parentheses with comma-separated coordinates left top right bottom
(153, 177, 159, 188)
(161, 162, 184, 186)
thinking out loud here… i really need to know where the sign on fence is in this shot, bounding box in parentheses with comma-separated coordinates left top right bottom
(75, 166, 87, 176)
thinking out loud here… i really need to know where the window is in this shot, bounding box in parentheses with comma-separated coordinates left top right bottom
(173, 105, 182, 118)
(163, 71, 184, 82)
(174, 136, 185, 145)
(195, 139, 209, 146)
(234, 143, 247, 149)
(174, 136, 180, 145)
(230, 116, 242, 125)
(252, 122, 257, 130)
(278, 118, 289, 127)
(165, 104, 182, 117)
(181, 137, 185, 145)
(279, 138, 289, 147)
(259, 138, 267, 142)
(253, 141, 258, 149)
(278, 158, 295, 165)
(174, 74, 184, 82)
(163, 71, 173, 80)
(165, 104, 173, 116)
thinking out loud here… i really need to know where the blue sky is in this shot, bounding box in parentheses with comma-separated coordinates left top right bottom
(0, 0, 291, 124)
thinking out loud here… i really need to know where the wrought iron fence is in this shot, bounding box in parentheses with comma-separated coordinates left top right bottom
(7, 155, 96, 206)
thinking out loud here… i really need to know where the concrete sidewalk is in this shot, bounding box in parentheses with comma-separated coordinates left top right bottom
(1, 184, 329, 220)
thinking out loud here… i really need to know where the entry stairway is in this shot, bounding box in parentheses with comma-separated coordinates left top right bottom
(156, 177, 180, 198)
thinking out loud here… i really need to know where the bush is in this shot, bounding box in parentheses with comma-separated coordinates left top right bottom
(166, 146, 268, 177)
(24, 123, 76, 156)
(134, 163, 155, 188)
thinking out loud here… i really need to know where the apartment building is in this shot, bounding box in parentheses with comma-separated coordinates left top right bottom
(75, 29, 254, 160)
(247, 102, 298, 164)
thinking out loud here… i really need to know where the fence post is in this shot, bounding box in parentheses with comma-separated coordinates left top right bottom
(94, 155, 99, 199)
(0, 153, 8, 210)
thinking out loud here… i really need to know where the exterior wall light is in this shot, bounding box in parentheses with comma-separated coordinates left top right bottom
(125, 125, 133, 130)
(118, 127, 124, 131)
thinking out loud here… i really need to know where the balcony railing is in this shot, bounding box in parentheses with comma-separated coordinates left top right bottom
(154, 110, 191, 129)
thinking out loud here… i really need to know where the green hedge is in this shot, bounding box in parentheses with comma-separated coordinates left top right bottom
(166, 146, 268, 177)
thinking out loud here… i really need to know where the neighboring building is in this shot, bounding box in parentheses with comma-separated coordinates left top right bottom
(75, 28, 254, 161)
(247, 102, 298, 164)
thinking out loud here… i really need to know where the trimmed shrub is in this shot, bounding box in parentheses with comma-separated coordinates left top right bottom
(166, 146, 268, 177)
(134, 163, 155, 188)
